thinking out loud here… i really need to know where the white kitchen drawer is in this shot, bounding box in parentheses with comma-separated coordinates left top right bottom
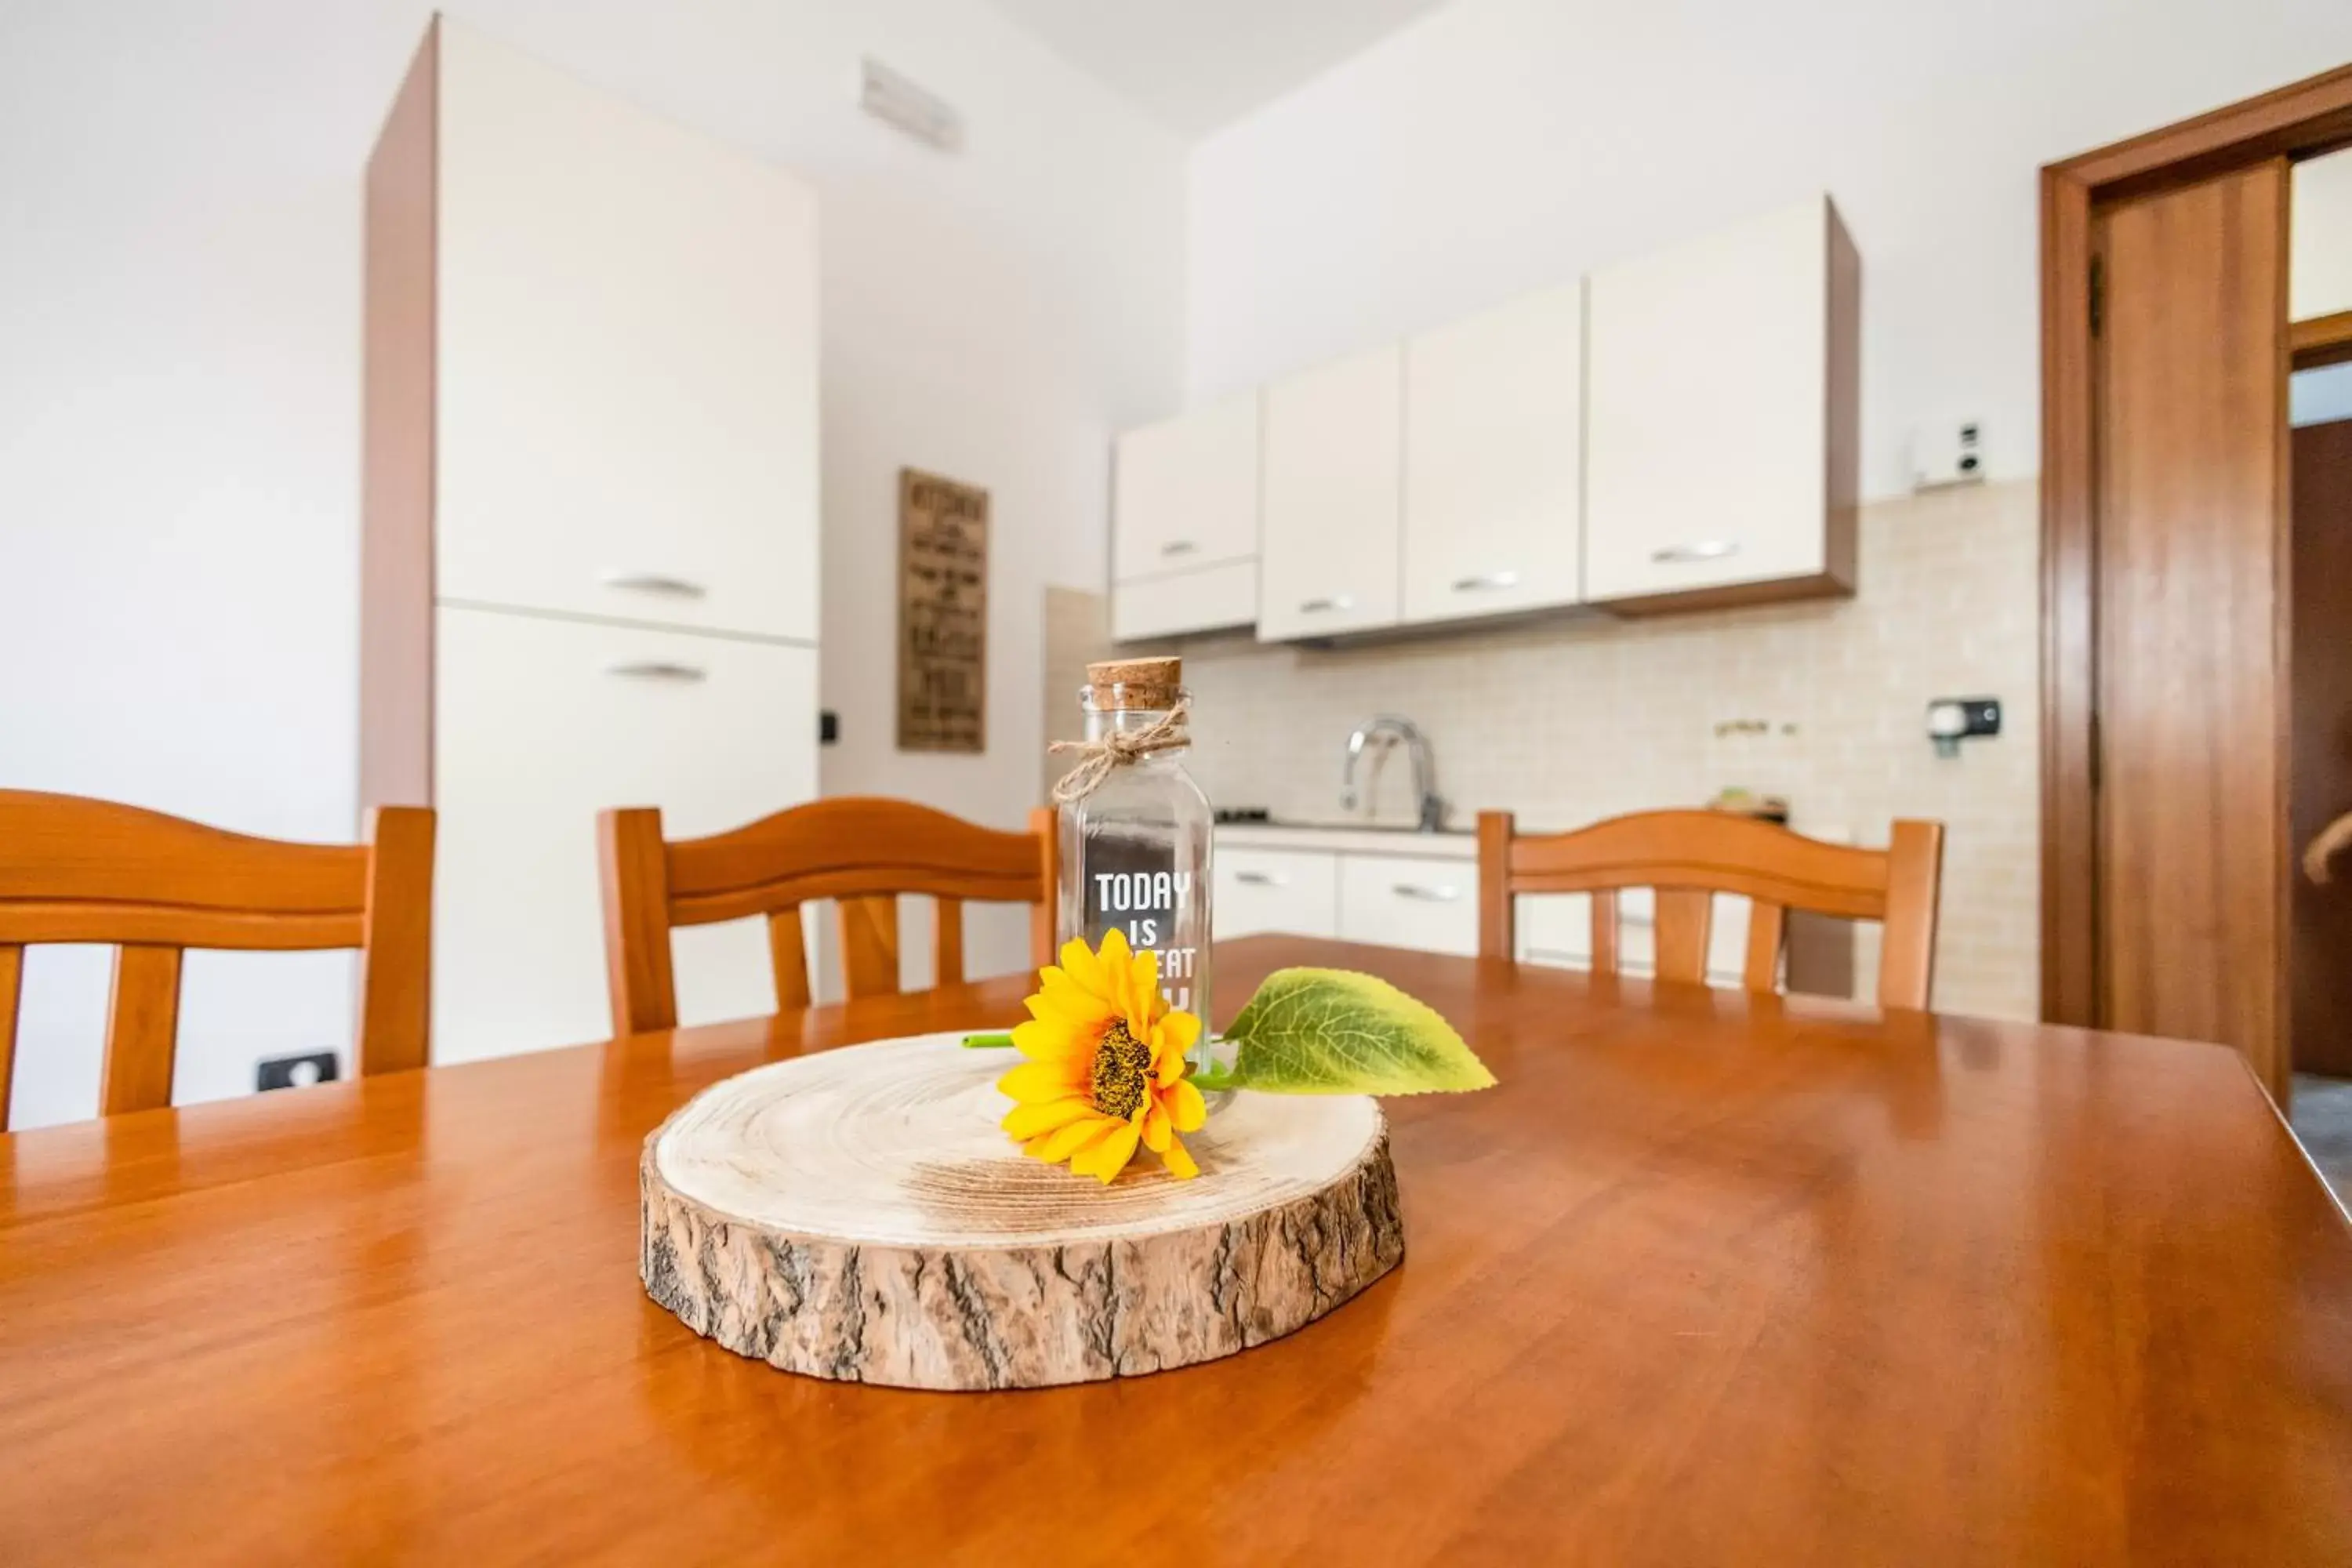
(433, 604, 818, 1062)
(1114, 391, 1261, 581)
(1584, 194, 1853, 604)
(1402, 279, 1584, 624)
(1517, 889, 1753, 986)
(434, 22, 819, 641)
(1112, 559, 1258, 642)
(1338, 852, 1478, 956)
(1258, 345, 1404, 641)
(1214, 848, 1339, 940)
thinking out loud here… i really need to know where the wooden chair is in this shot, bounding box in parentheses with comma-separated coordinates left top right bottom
(599, 797, 1058, 1034)
(1476, 808, 1945, 1010)
(0, 791, 434, 1131)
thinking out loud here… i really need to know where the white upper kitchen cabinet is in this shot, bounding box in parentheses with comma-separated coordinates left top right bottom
(1114, 392, 1261, 580)
(434, 20, 819, 642)
(1258, 344, 1405, 641)
(1584, 194, 1858, 611)
(1402, 281, 1585, 624)
(1109, 390, 1261, 641)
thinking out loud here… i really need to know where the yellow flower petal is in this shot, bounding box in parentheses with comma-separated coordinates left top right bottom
(1030, 1116, 1116, 1165)
(1160, 1135, 1199, 1180)
(1126, 948, 1160, 1029)
(1028, 978, 1109, 1032)
(1152, 1011, 1201, 1082)
(1076, 1120, 1142, 1184)
(1057, 940, 1112, 1004)
(998, 1061, 1084, 1105)
(1141, 1101, 1171, 1152)
(1007, 1020, 1087, 1067)
(1165, 1077, 1207, 1133)
(1003, 1098, 1094, 1140)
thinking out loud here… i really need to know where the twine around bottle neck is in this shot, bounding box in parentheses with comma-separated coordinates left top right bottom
(1049, 696, 1192, 805)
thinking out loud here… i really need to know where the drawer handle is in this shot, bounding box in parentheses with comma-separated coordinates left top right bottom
(1234, 870, 1285, 887)
(605, 660, 706, 683)
(601, 570, 707, 599)
(1392, 884, 1460, 902)
(1450, 570, 1521, 592)
(1650, 541, 1739, 565)
(1160, 539, 1198, 557)
(1298, 594, 1356, 614)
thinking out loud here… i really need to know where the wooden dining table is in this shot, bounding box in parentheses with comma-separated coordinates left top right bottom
(5, 935, 2350, 1564)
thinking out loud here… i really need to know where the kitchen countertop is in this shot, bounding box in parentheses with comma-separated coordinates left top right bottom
(1214, 822, 1479, 861)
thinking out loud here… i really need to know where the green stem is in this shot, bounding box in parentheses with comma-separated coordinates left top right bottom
(1189, 1062, 1241, 1093)
(959, 1032, 1017, 1050)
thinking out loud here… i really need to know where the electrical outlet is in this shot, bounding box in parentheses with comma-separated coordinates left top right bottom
(256, 1051, 341, 1092)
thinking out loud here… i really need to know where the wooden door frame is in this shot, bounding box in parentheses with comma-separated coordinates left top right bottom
(2040, 63, 2352, 1029)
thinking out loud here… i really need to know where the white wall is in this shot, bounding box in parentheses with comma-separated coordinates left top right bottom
(1185, 0, 2352, 499)
(0, 0, 1184, 1127)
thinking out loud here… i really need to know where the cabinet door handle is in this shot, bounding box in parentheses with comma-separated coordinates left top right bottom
(1160, 539, 1198, 557)
(1233, 870, 1285, 887)
(1392, 883, 1461, 902)
(1650, 541, 1740, 564)
(600, 570, 707, 599)
(1451, 570, 1521, 592)
(1298, 594, 1356, 614)
(604, 660, 707, 683)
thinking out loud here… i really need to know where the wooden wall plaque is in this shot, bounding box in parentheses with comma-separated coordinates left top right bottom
(898, 469, 989, 753)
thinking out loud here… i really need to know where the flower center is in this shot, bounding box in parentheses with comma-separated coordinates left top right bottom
(1089, 1021, 1153, 1120)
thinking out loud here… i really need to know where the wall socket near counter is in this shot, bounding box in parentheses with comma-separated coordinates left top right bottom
(1054, 479, 2041, 1022)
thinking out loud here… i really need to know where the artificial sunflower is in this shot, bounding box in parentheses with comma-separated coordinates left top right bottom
(997, 929, 1208, 1183)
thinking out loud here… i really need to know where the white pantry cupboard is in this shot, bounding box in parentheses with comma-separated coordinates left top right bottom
(363, 18, 820, 1063)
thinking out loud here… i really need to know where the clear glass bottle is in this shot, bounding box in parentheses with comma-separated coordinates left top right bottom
(1058, 657, 1218, 1076)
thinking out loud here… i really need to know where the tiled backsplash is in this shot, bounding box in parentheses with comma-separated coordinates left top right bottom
(1049, 478, 2040, 1021)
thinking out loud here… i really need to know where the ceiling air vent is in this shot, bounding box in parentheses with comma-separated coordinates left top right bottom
(860, 58, 963, 152)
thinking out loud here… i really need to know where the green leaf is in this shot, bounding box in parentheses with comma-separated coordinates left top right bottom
(1221, 967, 1495, 1095)
(960, 1032, 1016, 1049)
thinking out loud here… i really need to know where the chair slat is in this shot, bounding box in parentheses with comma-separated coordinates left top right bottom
(768, 908, 812, 1011)
(102, 944, 183, 1116)
(839, 895, 902, 1000)
(1743, 901, 1788, 993)
(1592, 891, 1621, 976)
(0, 944, 21, 1132)
(935, 898, 965, 989)
(1653, 888, 1713, 985)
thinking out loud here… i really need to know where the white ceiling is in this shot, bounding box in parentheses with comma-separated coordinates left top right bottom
(988, 0, 1451, 140)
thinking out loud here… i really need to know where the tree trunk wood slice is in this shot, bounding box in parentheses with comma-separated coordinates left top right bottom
(641, 1033, 1403, 1390)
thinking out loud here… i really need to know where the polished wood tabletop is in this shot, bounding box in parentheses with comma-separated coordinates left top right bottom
(5, 937, 2350, 1565)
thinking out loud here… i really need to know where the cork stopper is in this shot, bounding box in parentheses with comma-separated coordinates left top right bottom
(1084, 655, 1182, 712)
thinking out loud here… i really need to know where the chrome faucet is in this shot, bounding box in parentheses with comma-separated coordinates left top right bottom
(1341, 715, 1448, 833)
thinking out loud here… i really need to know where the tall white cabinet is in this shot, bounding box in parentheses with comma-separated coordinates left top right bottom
(364, 18, 819, 1063)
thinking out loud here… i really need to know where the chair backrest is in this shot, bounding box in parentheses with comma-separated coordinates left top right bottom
(598, 797, 1058, 1034)
(0, 791, 435, 1131)
(1476, 808, 1944, 1010)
